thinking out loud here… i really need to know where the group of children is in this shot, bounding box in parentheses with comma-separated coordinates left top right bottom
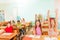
(0, 13, 58, 40)
(33, 10, 58, 37)
(33, 18, 58, 37)
(2, 18, 58, 33)
(0, 18, 26, 40)
(2, 18, 25, 33)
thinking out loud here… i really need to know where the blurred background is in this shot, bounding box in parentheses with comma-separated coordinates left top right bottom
(0, 0, 60, 29)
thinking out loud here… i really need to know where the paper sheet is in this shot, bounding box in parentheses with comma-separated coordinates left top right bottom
(34, 35, 40, 38)
(26, 35, 40, 38)
(51, 37, 58, 40)
(44, 36, 58, 40)
(1, 33, 12, 36)
(44, 36, 50, 40)
(27, 35, 35, 38)
(0, 30, 4, 33)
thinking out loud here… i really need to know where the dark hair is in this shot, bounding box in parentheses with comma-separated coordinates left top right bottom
(8, 21, 11, 24)
(35, 20, 41, 27)
(17, 20, 20, 22)
(35, 20, 42, 32)
(7, 21, 11, 26)
(12, 20, 15, 23)
(50, 18, 56, 28)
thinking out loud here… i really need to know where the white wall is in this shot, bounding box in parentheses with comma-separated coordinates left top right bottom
(0, 0, 60, 22)
(17, 0, 55, 22)
(0, 3, 17, 21)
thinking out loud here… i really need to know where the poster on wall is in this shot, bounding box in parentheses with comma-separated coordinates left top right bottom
(0, 10, 5, 22)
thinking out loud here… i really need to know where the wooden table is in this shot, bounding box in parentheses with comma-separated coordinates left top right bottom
(22, 35, 46, 40)
(0, 30, 4, 35)
(0, 33, 17, 40)
(22, 35, 60, 40)
(0, 26, 6, 30)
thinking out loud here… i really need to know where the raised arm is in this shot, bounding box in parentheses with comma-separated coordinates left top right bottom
(47, 10, 50, 29)
(55, 9, 58, 34)
(55, 9, 58, 29)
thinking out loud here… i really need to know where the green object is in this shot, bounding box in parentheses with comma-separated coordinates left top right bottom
(16, 23, 22, 29)
(31, 22, 35, 26)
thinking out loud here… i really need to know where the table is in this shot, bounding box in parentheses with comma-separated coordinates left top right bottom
(0, 30, 4, 35)
(22, 35, 60, 40)
(0, 26, 6, 30)
(0, 33, 17, 40)
(22, 35, 45, 40)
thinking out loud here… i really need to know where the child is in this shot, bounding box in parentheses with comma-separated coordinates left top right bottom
(16, 20, 24, 40)
(21, 25, 26, 35)
(20, 25, 26, 40)
(5, 21, 13, 33)
(16, 20, 22, 29)
(33, 20, 42, 35)
(49, 18, 57, 37)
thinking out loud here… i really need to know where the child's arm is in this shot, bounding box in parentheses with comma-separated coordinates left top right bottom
(33, 28, 36, 35)
(47, 10, 50, 29)
(4, 27, 7, 33)
(55, 9, 58, 28)
(54, 9, 58, 36)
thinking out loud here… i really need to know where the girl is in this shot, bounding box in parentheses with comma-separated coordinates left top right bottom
(49, 18, 57, 37)
(5, 21, 13, 33)
(33, 20, 42, 35)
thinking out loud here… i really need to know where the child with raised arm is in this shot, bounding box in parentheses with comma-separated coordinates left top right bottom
(33, 20, 42, 35)
(49, 18, 57, 37)
(5, 21, 13, 33)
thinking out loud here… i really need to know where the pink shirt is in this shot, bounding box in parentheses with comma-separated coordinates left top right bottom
(36, 26, 41, 35)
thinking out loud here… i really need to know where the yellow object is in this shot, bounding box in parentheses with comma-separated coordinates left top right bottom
(58, 37, 60, 40)
(16, 23, 22, 29)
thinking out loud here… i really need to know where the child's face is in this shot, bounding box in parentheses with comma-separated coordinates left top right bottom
(36, 21, 40, 26)
(7, 23, 10, 27)
(51, 20, 55, 27)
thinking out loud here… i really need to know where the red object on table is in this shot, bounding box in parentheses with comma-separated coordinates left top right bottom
(22, 36, 32, 40)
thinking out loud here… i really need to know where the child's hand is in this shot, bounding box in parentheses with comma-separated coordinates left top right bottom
(0, 29, 5, 33)
(33, 28, 36, 35)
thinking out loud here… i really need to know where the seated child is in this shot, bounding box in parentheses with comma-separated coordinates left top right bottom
(5, 21, 13, 33)
(16, 20, 22, 29)
(20, 25, 26, 35)
(33, 20, 42, 35)
(48, 18, 58, 37)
